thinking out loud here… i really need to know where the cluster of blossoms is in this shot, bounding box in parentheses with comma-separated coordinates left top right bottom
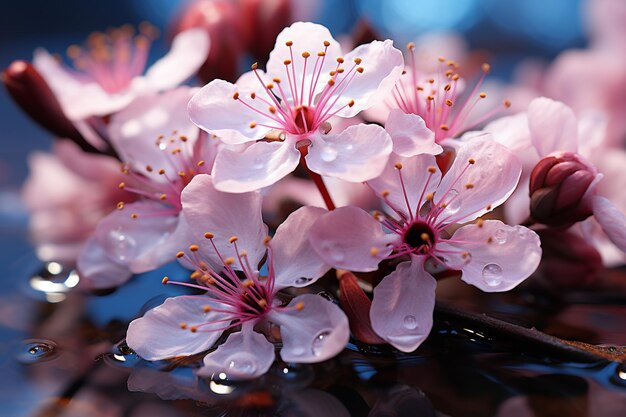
(7, 14, 626, 381)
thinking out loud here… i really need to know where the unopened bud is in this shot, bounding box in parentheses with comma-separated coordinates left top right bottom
(529, 152, 597, 227)
(337, 270, 385, 345)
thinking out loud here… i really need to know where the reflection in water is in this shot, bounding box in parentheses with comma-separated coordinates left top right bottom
(28, 262, 80, 303)
(15, 339, 58, 364)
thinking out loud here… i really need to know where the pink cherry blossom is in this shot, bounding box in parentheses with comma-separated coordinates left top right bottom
(188, 21, 402, 192)
(22, 140, 132, 263)
(310, 136, 541, 352)
(33, 25, 209, 121)
(77, 87, 219, 289)
(126, 174, 348, 379)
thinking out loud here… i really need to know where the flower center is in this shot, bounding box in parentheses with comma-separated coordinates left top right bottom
(403, 221, 436, 254)
(293, 105, 317, 133)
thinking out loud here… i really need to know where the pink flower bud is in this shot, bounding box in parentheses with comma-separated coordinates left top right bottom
(535, 229, 603, 288)
(2, 60, 97, 153)
(172, 0, 244, 83)
(529, 152, 597, 227)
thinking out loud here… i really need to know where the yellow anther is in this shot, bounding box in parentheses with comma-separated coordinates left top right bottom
(482, 63, 491, 73)
(337, 68, 345, 73)
(438, 56, 446, 62)
(486, 204, 492, 211)
(285, 41, 293, 46)
(202, 305, 211, 313)
(477, 219, 484, 228)
(465, 183, 474, 189)
(204, 232, 214, 239)
(266, 83, 274, 89)
(272, 77, 281, 83)
(162, 276, 169, 284)
(302, 51, 310, 58)
(179, 322, 187, 329)
(250, 92, 256, 99)
(176, 251, 185, 258)
(468, 158, 476, 165)
(284, 59, 291, 65)
(189, 245, 199, 252)
(243, 279, 254, 287)
(295, 301, 305, 311)
(348, 99, 355, 107)
(503, 99, 512, 108)
(479, 92, 487, 99)
(428, 166, 437, 174)
(130, 213, 138, 219)
(229, 236, 238, 244)
(258, 299, 268, 308)
(249, 121, 257, 128)
(452, 74, 460, 81)
(394, 162, 403, 169)
(190, 271, 202, 280)
(160, 193, 167, 200)
(407, 42, 415, 50)
(263, 236, 272, 245)
(370, 247, 379, 256)
(224, 257, 235, 265)
(329, 70, 336, 76)
(197, 160, 205, 167)
(381, 190, 390, 198)
(146, 165, 153, 172)
(116, 202, 125, 209)
(158, 169, 165, 175)
(445, 99, 453, 106)
(425, 193, 434, 201)
(240, 250, 248, 257)
(354, 57, 362, 64)
(444, 84, 451, 92)
(118, 182, 125, 189)
(251, 62, 258, 70)
(268, 106, 276, 114)
(233, 92, 239, 100)
(323, 40, 330, 47)
(440, 124, 449, 131)
(487, 237, 494, 244)
(318, 51, 326, 57)
(336, 57, 344, 63)
(189, 326, 197, 333)
(328, 79, 335, 86)
(180, 135, 188, 142)
(420, 233, 430, 242)
(356, 67, 364, 73)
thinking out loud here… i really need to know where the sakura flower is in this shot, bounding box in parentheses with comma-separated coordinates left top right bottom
(369, 43, 511, 145)
(33, 24, 209, 121)
(310, 136, 541, 352)
(77, 87, 218, 289)
(188, 21, 403, 192)
(127, 174, 349, 379)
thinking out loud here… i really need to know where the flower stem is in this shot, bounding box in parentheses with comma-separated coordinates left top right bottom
(299, 146, 336, 211)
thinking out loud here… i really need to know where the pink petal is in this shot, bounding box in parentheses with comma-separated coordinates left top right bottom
(197, 325, 274, 380)
(270, 206, 331, 291)
(269, 294, 349, 363)
(577, 110, 608, 157)
(188, 79, 273, 142)
(368, 153, 441, 219)
(94, 201, 180, 268)
(306, 124, 392, 182)
(434, 135, 522, 224)
(330, 39, 404, 118)
(309, 206, 394, 272)
(212, 140, 300, 192)
(528, 97, 578, 157)
(181, 174, 268, 269)
(144, 28, 210, 91)
(266, 22, 342, 102)
(108, 87, 199, 172)
(370, 260, 436, 352)
(483, 112, 532, 153)
(126, 296, 228, 361)
(592, 196, 626, 253)
(438, 220, 542, 292)
(76, 237, 133, 289)
(385, 110, 441, 157)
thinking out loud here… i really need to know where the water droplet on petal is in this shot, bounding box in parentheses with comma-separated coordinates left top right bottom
(443, 189, 461, 215)
(482, 263, 503, 287)
(17, 340, 58, 364)
(494, 228, 508, 244)
(295, 277, 312, 286)
(228, 358, 256, 374)
(290, 346, 305, 356)
(320, 241, 345, 262)
(403, 315, 418, 330)
(252, 156, 265, 170)
(107, 227, 138, 263)
(319, 145, 338, 162)
(312, 330, 331, 356)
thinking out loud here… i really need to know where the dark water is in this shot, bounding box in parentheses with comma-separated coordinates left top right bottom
(2, 258, 626, 417)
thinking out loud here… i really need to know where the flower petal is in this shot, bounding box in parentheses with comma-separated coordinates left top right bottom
(328, 39, 404, 118)
(270, 206, 331, 291)
(197, 326, 275, 380)
(188, 79, 273, 142)
(94, 200, 180, 268)
(108, 87, 199, 171)
(368, 153, 441, 219)
(528, 97, 578, 157)
(592, 196, 626, 253)
(309, 206, 394, 272)
(483, 112, 532, 153)
(269, 294, 349, 363)
(212, 140, 300, 192)
(370, 260, 436, 352)
(181, 174, 268, 269)
(385, 110, 441, 157)
(437, 220, 542, 292)
(266, 22, 342, 103)
(434, 135, 522, 224)
(76, 237, 133, 289)
(144, 28, 210, 91)
(306, 123, 392, 182)
(126, 296, 228, 360)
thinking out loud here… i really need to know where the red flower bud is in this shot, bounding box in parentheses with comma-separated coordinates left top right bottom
(172, 0, 244, 83)
(2, 61, 97, 151)
(337, 270, 385, 345)
(535, 228, 603, 288)
(529, 152, 597, 227)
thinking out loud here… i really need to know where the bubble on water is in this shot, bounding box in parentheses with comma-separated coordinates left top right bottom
(17, 340, 58, 364)
(482, 263, 503, 287)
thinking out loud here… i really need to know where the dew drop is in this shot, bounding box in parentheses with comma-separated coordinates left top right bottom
(295, 277, 312, 286)
(443, 189, 461, 215)
(17, 340, 58, 364)
(107, 227, 138, 262)
(252, 156, 265, 170)
(482, 263, 503, 287)
(494, 228, 508, 244)
(290, 346, 306, 356)
(228, 358, 256, 374)
(312, 330, 331, 356)
(320, 241, 345, 262)
(319, 145, 338, 162)
(403, 315, 418, 330)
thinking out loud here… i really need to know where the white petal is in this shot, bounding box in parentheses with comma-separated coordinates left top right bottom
(270, 206, 331, 291)
(126, 296, 228, 360)
(144, 28, 210, 91)
(483, 112, 532, 153)
(306, 124, 392, 182)
(528, 97, 578, 157)
(370, 261, 436, 352)
(77, 237, 133, 289)
(269, 294, 349, 363)
(592, 196, 626, 253)
(385, 110, 441, 157)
